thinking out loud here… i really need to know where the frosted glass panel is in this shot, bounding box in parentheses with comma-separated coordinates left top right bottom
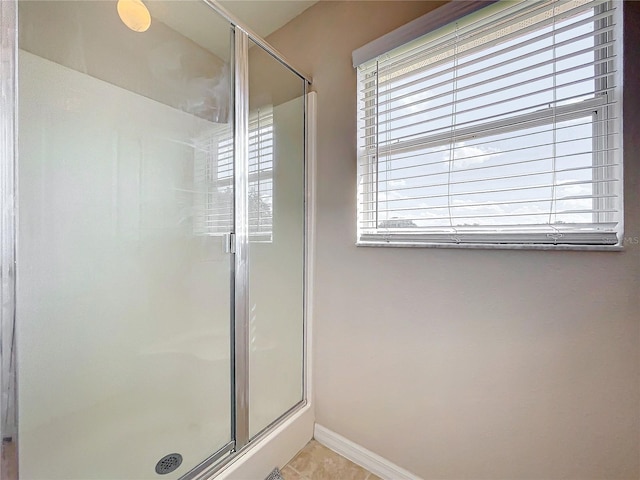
(16, 2, 234, 479)
(248, 42, 305, 437)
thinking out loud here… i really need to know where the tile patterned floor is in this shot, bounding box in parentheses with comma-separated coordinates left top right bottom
(1, 438, 375, 480)
(1, 440, 17, 480)
(282, 440, 381, 480)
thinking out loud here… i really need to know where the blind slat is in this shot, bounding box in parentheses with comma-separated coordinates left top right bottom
(360, 17, 616, 99)
(364, 150, 619, 183)
(364, 114, 612, 160)
(362, 87, 615, 143)
(359, 2, 613, 96)
(359, 208, 618, 223)
(361, 133, 615, 178)
(362, 51, 616, 120)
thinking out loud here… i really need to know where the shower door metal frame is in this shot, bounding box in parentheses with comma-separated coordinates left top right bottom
(0, 0, 19, 478)
(0, 1, 312, 478)
(201, 0, 311, 84)
(185, 19, 313, 477)
(179, 4, 313, 474)
(232, 26, 251, 451)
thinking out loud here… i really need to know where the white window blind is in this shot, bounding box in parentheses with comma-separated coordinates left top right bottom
(194, 106, 274, 240)
(356, 0, 622, 247)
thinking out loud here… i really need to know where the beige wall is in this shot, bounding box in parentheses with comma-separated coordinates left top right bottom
(266, 1, 640, 479)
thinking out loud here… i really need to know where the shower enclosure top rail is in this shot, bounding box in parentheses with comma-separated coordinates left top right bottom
(201, 0, 313, 85)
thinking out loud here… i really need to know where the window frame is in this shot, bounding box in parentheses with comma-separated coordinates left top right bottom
(355, 0, 623, 250)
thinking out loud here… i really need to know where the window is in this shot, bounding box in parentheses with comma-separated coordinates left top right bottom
(355, 0, 622, 247)
(194, 106, 274, 240)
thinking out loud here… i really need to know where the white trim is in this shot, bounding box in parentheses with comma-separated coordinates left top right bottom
(356, 241, 623, 251)
(313, 424, 423, 480)
(614, 0, 625, 250)
(305, 91, 317, 406)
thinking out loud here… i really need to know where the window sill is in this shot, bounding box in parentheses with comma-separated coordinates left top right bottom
(355, 241, 624, 252)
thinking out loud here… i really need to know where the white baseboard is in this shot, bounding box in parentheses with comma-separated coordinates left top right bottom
(314, 424, 423, 480)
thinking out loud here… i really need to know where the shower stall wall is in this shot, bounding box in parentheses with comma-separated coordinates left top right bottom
(0, 1, 311, 479)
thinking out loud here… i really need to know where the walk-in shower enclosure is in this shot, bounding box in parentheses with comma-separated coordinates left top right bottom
(0, 1, 311, 478)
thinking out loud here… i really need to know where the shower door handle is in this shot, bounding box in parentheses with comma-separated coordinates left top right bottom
(224, 233, 235, 254)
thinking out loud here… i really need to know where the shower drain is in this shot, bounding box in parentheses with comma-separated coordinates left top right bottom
(155, 453, 183, 475)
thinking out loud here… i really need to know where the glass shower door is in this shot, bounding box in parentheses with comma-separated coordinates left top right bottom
(16, 1, 234, 478)
(247, 40, 306, 438)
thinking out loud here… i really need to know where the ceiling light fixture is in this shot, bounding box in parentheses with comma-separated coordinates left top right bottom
(117, 0, 151, 33)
